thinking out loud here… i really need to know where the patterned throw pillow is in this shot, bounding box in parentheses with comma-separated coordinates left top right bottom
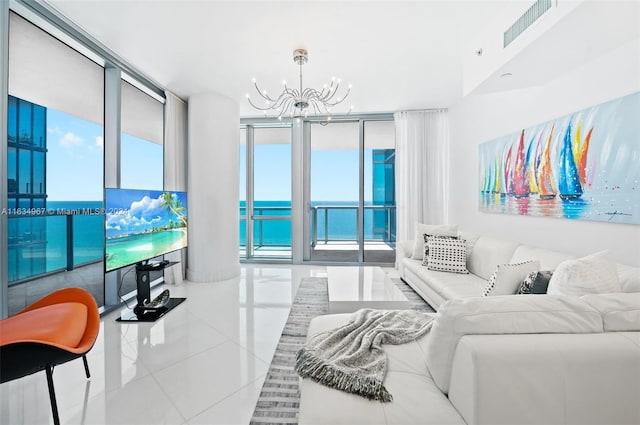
(482, 260, 540, 296)
(422, 234, 459, 263)
(517, 270, 553, 294)
(423, 236, 469, 274)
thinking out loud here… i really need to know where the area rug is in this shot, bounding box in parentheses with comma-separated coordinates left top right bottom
(249, 274, 434, 425)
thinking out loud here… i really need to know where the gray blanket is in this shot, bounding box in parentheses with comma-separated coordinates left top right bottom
(295, 308, 435, 402)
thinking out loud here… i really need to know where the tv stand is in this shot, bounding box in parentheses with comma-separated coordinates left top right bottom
(116, 261, 186, 323)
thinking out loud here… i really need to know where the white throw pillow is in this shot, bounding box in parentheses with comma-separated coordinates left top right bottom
(482, 260, 540, 296)
(411, 223, 459, 260)
(547, 252, 622, 296)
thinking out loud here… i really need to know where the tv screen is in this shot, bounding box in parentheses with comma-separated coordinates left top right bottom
(105, 188, 188, 272)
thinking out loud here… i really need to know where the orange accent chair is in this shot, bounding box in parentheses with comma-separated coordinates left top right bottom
(0, 287, 100, 425)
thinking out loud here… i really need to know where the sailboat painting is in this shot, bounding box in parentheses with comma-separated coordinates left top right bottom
(479, 91, 640, 224)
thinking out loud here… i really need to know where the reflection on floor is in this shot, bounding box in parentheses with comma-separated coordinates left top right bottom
(1, 264, 402, 425)
(6, 262, 159, 316)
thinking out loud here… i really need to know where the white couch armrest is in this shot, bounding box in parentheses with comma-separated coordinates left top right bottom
(448, 333, 640, 425)
(396, 240, 414, 272)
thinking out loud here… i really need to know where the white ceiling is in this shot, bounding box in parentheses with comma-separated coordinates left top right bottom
(47, 0, 529, 117)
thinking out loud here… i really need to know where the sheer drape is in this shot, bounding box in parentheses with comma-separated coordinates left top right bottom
(163, 91, 188, 284)
(394, 110, 450, 242)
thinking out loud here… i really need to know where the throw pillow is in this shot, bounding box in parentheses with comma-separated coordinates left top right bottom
(424, 236, 469, 274)
(422, 233, 459, 264)
(411, 223, 459, 260)
(517, 270, 553, 294)
(483, 260, 540, 296)
(547, 251, 621, 296)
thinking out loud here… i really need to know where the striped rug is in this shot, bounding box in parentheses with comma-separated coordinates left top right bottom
(249, 275, 434, 425)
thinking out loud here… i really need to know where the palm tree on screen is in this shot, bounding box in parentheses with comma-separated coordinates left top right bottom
(160, 192, 187, 227)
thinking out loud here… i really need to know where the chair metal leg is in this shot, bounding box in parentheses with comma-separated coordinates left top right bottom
(45, 365, 61, 425)
(82, 355, 90, 379)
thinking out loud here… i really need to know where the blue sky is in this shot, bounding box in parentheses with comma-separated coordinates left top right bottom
(240, 144, 373, 202)
(46, 108, 162, 201)
(48, 108, 375, 204)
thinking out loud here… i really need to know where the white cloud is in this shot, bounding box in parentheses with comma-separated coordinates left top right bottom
(60, 132, 84, 148)
(47, 126, 63, 135)
(95, 136, 104, 148)
(106, 195, 166, 233)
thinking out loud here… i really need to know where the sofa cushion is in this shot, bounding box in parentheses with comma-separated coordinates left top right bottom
(509, 244, 573, 270)
(580, 293, 640, 331)
(423, 236, 469, 274)
(404, 259, 486, 300)
(457, 231, 480, 261)
(548, 252, 622, 296)
(482, 260, 540, 296)
(300, 313, 465, 425)
(411, 223, 458, 260)
(466, 236, 520, 280)
(618, 264, 640, 293)
(425, 295, 603, 394)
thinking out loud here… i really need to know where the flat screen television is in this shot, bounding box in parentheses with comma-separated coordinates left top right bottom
(105, 188, 188, 272)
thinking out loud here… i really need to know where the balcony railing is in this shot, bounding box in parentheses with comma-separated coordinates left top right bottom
(239, 204, 396, 249)
(240, 205, 292, 248)
(310, 204, 396, 247)
(7, 210, 104, 285)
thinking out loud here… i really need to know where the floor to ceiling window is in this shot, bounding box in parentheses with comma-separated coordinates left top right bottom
(3, 7, 168, 317)
(240, 125, 293, 260)
(239, 115, 395, 264)
(363, 120, 396, 262)
(308, 121, 360, 262)
(6, 11, 105, 314)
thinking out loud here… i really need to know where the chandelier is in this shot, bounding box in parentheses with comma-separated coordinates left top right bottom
(246, 49, 352, 121)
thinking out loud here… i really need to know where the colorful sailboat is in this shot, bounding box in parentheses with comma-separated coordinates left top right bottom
(493, 155, 502, 194)
(558, 122, 583, 199)
(537, 125, 557, 200)
(514, 130, 530, 198)
(570, 119, 594, 187)
(578, 127, 592, 187)
(504, 144, 514, 196)
(525, 132, 542, 194)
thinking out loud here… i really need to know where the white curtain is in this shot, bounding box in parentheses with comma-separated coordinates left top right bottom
(394, 110, 450, 242)
(163, 91, 188, 284)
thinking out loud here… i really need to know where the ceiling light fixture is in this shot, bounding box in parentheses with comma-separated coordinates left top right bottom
(246, 49, 353, 120)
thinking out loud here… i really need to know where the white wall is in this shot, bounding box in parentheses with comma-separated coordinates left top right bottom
(449, 38, 640, 266)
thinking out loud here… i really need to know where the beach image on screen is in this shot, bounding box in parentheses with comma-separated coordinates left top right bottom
(105, 188, 188, 272)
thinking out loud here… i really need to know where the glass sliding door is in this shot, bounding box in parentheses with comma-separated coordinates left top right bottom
(308, 121, 360, 262)
(242, 125, 292, 259)
(363, 120, 396, 263)
(305, 118, 395, 264)
(239, 128, 247, 258)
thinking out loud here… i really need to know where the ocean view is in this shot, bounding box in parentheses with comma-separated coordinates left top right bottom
(240, 201, 396, 246)
(9, 200, 395, 282)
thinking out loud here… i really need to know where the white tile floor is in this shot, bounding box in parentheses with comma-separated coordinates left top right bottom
(0, 264, 338, 425)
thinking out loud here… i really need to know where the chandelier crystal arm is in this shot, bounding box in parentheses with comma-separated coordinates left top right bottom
(252, 81, 280, 103)
(247, 48, 353, 119)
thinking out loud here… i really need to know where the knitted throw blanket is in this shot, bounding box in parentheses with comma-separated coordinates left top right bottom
(295, 308, 435, 402)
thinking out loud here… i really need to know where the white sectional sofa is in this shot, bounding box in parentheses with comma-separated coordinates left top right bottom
(396, 231, 640, 310)
(298, 231, 640, 425)
(299, 293, 640, 425)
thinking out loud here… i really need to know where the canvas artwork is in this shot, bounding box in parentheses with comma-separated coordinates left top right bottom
(479, 91, 639, 224)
